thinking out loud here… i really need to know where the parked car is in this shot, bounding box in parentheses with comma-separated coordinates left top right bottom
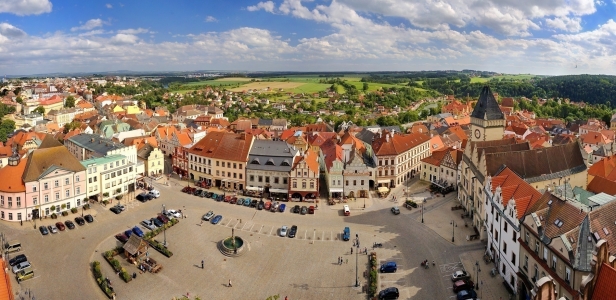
(84, 214, 94, 223)
(141, 219, 156, 230)
(279, 203, 286, 212)
(300, 206, 308, 215)
(115, 233, 129, 243)
(157, 214, 170, 224)
(204, 192, 213, 198)
(124, 229, 133, 238)
(380, 261, 397, 273)
(288, 225, 298, 238)
(55, 222, 66, 231)
(151, 217, 163, 227)
(271, 202, 279, 212)
(257, 201, 264, 210)
(12, 261, 31, 274)
(132, 226, 144, 238)
(229, 197, 237, 204)
(378, 287, 399, 300)
(215, 195, 224, 202)
(165, 209, 181, 219)
(343, 227, 350, 241)
(244, 199, 252, 207)
(456, 289, 477, 300)
(451, 270, 470, 281)
(308, 206, 315, 214)
(74, 217, 86, 226)
(192, 189, 202, 196)
(136, 193, 151, 202)
(236, 198, 245, 206)
(279, 226, 288, 237)
(64, 220, 75, 230)
(293, 205, 301, 214)
(110, 206, 122, 214)
(264, 201, 271, 210)
(16, 266, 34, 282)
(202, 210, 215, 221)
(211, 215, 222, 225)
(115, 205, 126, 211)
(148, 189, 160, 198)
(250, 200, 258, 207)
(199, 191, 208, 198)
(47, 225, 58, 234)
(391, 206, 400, 215)
(8, 254, 27, 267)
(39, 226, 49, 235)
(453, 279, 475, 293)
(210, 193, 218, 199)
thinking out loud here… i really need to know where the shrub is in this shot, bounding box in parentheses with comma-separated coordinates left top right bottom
(102, 200, 109, 205)
(71, 207, 78, 214)
(83, 203, 90, 210)
(103, 192, 109, 197)
(50, 205, 56, 211)
(148, 239, 173, 257)
(61, 203, 67, 209)
(61, 211, 69, 216)
(92, 261, 102, 279)
(91, 261, 115, 299)
(50, 213, 57, 219)
(120, 268, 132, 282)
(115, 195, 123, 200)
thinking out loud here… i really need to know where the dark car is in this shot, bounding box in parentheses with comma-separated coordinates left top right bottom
(380, 261, 398, 273)
(74, 217, 86, 226)
(124, 229, 133, 238)
(279, 203, 286, 212)
(205, 192, 213, 198)
(453, 279, 475, 293)
(39, 226, 49, 235)
(157, 214, 170, 224)
(199, 190, 208, 197)
(84, 214, 94, 223)
(456, 289, 477, 300)
(136, 192, 151, 202)
(132, 226, 144, 238)
(288, 225, 298, 238)
(115, 233, 129, 243)
(9, 254, 27, 267)
(151, 217, 163, 227)
(293, 205, 301, 214)
(193, 189, 202, 196)
(391, 206, 400, 215)
(257, 200, 264, 210)
(65, 220, 75, 229)
(110, 206, 122, 214)
(55, 222, 66, 231)
(211, 215, 222, 225)
(216, 195, 224, 202)
(250, 200, 258, 207)
(300, 206, 308, 215)
(378, 287, 399, 300)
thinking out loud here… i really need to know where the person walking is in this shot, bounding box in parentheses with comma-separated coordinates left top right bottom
(345, 258, 348, 264)
(351, 247, 353, 254)
(228, 279, 232, 287)
(201, 260, 204, 269)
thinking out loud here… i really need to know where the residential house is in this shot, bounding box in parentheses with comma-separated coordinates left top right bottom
(137, 143, 164, 177)
(65, 133, 139, 167)
(81, 154, 138, 202)
(420, 147, 462, 189)
(320, 139, 344, 198)
(288, 149, 319, 202)
(372, 130, 431, 188)
(245, 140, 299, 198)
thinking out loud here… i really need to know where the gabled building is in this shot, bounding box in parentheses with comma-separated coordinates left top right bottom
(81, 154, 137, 203)
(245, 140, 299, 198)
(420, 147, 462, 189)
(289, 149, 319, 202)
(65, 133, 139, 165)
(372, 130, 431, 188)
(320, 139, 344, 198)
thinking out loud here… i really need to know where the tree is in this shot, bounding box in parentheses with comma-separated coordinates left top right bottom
(0, 119, 15, 142)
(362, 82, 369, 92)
(33, 106, 45, 115)
(15, 96, 23, 104)
(65, 95, 76, 108)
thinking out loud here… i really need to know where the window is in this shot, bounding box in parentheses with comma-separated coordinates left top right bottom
(65, 190, 70, 197)
(239, 164, 242, 170)
(258, 176, 263, 183)
(525, 231, 529, 243)
(45, 195, 49, 203)
(65, 178, 70, 185)
(44, 182, 48, 189)
(0, 212, 3, 219)
(523, 255, 528, 270)
(249, 175, 255, 182)
(0, 196, 3, 207)
(552, 255, 557, 270)
(264, 176, 269, 183)
(7, 197, 11, 208)
(33, 197, 37, 205)
(16, 197, 21, 207)
(504, 222, 508, 232)
(302, 182, 306, 189)
(361, 180, 364, 185)
(353, 180, 356, 186)
(233, 163, 237, 169)
(66, 202, 71, 210)
(8, 213, 12, 221)
(76, 187, 80, 194)
(345, 180, 349, 186)
(543, 248, 548, 261)
(105, 174, 110, 180)
(274, 177, 279, 184)
(533, 264, 538, 281)
(33, 186, 37, 192)
(565, 267, 571, 285)
(55, 192, 60, 201)
(535, 241, 540, 254)
(216, 161, 219, 167)
(310, 182, 314, 189)
(292, 182, 297, 188)
(283, 178, 288, 184)
(503, 242, 507, 254)
(513, 231, 517, 242)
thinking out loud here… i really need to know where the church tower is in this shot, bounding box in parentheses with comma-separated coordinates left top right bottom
(470, 86, 505, 142)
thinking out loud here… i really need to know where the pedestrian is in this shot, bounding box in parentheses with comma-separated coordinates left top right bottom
(351, 247, 353, 254)
(285, 297, 288, 300)
(365, 247, 367, 254)
(346, 258, 348, 264)
(200, 220, 203, 226)
(201, 260, 204, 269)
(228, 279, 232, 287)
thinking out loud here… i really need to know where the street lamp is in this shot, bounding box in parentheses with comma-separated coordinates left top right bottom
(475, 261, 480, 290)
(450, 220, 456, 242)
(355, 233, 360, 287)
(162, 204, 167, 247)
(421, 201, 424, 223)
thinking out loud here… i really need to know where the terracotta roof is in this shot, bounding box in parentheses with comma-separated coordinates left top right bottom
(421, 148, 449, 166)
(588, 155, 616, 180)
(587, 176, 616, 195)
(534, 196, 587, 239)
(307, 132, 336, 147)
(210, 118, 230, 127)
(373, 131, 430, 156)
(409, 123, 429, 135)
(0, 259, 12, 300)
(320, 139, 343, 171)
(591, 263, 616, 300)
(580, 132, 610, 145)
(0, 158, 27, 192)
(489, 167, 543, 219)
(279, 129, 297, 141)
(22, 145, 86, 182)
(188, 132, 253, 162)
(589, 200, 616, 255)
(429, 135, 446, 152)
(292, 148, 319, 174)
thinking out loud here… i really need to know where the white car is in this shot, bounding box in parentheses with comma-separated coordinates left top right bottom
(48, 225, 58, 234)
(202, 210, 215, 221)
(165, 209, 181, 219)
(12, 261, 31, 274)
(141, 219, 156, 230)
(279, 226, 288, 237)
(148, 189, 160, 198)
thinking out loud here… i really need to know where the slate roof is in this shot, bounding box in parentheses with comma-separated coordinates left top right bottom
(470, 86, 504, 120)
(258, 119, 273, 126)
(484, 141, 586, 183)
(67, 133, 128, 155)
(355, 129, 376, 145)
(246, 140, 298, 172)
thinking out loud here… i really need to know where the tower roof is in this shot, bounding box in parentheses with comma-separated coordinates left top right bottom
(471, 86, 504, 120)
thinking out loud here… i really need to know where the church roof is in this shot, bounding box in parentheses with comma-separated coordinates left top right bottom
(471, 86, 504, 121)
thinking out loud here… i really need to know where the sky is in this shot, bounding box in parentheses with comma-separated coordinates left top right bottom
(1, 0, 616, 75)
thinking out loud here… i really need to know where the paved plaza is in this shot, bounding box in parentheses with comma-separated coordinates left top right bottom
(0, 176, 512, 300)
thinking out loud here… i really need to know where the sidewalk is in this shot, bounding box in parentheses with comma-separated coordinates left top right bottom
(415, 193, 479, 247)
(459, 249, 513, 300)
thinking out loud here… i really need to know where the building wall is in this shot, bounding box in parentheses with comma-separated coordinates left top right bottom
(376, 140, 430, 187)
(188, 155, 246, 190)
(246, 170, 289, 191)
(83, 156, 137, 202)
(145, 148, 164, 176)
(420, 161, 440, 182)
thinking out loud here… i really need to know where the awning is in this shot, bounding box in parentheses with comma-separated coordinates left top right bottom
(245, 186, 259, 191)
(221, 178, 227, 182)
(377, 179, 390, 184)
(329, 188, 344, 193)
(378, 187, 389, 193)
(269, 188, 288, 194)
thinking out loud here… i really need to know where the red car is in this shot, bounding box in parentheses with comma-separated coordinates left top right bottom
(55, 222, 66, 231)
(264, 201, 272, 210)
(229, 197, 237, 204)
(224, 196, 231, 202)
(115, 233, 129, 243)
(308, 206, 315, 214)
(157, 213, 170, 224)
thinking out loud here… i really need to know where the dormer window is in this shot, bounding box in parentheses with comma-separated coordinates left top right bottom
(281, 160, 290, 166)
(251, 159, 260, 165)
(265, 159, 275, 166)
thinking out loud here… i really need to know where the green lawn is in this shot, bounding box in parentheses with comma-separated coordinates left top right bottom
(286, 82, 331, 94)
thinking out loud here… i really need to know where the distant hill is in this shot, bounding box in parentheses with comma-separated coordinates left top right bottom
(535, 75, 616, 105)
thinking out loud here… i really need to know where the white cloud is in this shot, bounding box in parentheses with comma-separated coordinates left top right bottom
(0, 0, 52, 16)
(106, 3, 113, 9)
(110, 33, 139, 45)
(0, 23, 27, 39)
(545, 16, 583, 32)
(71, 19, 104, 32)
(205, 16, 218, 22)
(117, 28, 149, 34)
(247, 1, 275, 13)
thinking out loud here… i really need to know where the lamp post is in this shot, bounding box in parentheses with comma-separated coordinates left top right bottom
(475, 261, 480, 290)
(162, 204, 167, 247)
(355, 233, 360, 287)
(450, 220, 456, 242)
(421, 201, 424, 223)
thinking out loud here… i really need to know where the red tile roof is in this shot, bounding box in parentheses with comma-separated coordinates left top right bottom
(588, 155, 616, 180)
(421, 148, 449, 166)
(292, 148, 319, 174)
(0, 158, 27, 192)
(591, 263, 616, 300)
(587, 176, 616, 195)
(489, 167, 543, 219)
(373, 131, 430, 156)
(188, 132, 253, 162)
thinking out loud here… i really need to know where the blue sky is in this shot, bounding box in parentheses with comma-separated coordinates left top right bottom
(1, 0, 616, 75)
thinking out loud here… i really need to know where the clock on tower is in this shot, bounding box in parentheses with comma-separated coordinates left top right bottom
(474, 129, 481, 139)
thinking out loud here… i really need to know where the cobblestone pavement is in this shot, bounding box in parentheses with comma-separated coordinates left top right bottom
(0, 176, 510, 300)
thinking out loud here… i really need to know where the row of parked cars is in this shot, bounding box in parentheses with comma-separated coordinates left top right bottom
(114, 210, 178, 243)
(183, 187, 294, 213)
(450, 270, 477, 300)
(4, 241, 34, 282)
(39, 215, 95, 235)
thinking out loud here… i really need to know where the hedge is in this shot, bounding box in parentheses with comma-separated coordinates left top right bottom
(368, 252, 378, 297)
(92, 261, 115, 299)
(102, 246, 132, 283)
(148, 239, 173, 257)
(143, 218, 179, 257)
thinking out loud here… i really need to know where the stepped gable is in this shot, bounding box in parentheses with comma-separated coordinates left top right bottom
(485, 141, 586, 183)
(471, 86, 504, 120)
